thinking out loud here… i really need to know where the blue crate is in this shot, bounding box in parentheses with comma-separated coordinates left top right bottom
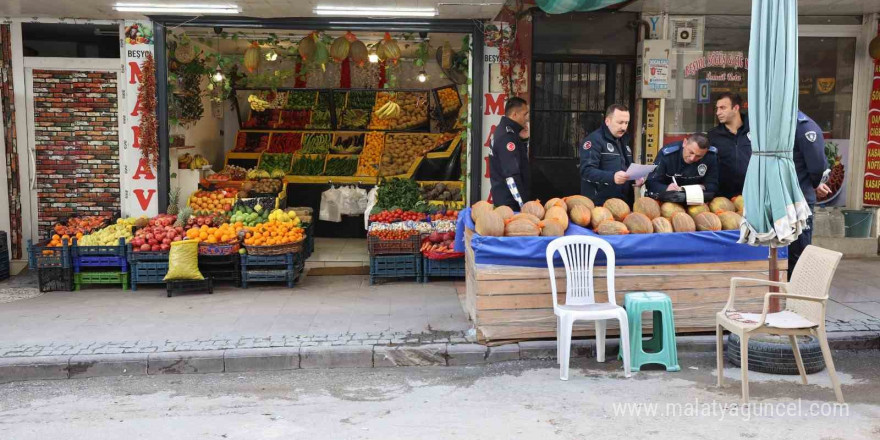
(127, 244, 170, 262)
(74, 255, 128, 273)
(241, 269, 296, 288)
(130, 261, 168, 291)
(72, 237, 127, 258)
(241, 252, 296, 267)
(28, 239, 71, 269)
(422, 256, 465, 282)
(369, 254, 421, 285)
(240, 252, 303, 288)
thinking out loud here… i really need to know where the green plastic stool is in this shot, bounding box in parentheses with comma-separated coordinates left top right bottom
(618, 291, 680, 372)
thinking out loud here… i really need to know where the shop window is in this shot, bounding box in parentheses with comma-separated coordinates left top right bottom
(798, 37, 855, 139)
(22, 23, 120, 58)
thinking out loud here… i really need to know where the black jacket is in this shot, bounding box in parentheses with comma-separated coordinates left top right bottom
(489, 116, 530, 208)
(579, 123, 634, 206)
(793, 111, 829, 205)
(708, 115, 752, 199)
(646, 141, 719, 200)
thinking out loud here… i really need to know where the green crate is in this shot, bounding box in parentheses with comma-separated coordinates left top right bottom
(74, 271, 129, 291)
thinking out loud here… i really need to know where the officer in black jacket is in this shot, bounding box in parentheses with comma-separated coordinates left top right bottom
(646, 132, 719, 200)
(579, 104, 643, 206)
(789, 111, 831, 278)
(707, 92, 752, 199)
(488, 97, 531, 210)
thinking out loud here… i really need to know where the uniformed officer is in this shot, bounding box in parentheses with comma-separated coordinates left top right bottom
(789, 111, 831, 278)
(646, 132, 719, 200)
(579, 104, 644, 206)
(708, 92, 752, 199)
(488, 97, 531, 210)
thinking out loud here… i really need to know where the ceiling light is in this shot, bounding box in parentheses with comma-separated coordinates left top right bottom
(113, 3, 242, 14)
(417, 71, 427, 83)
(212, 67, 224, 83)
(314, 6, 437, 17)
(368, 53, 379, 63)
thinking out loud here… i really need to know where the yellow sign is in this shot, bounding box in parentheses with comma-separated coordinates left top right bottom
(817, 78, 836, 94)
(644, 99, 661, 164)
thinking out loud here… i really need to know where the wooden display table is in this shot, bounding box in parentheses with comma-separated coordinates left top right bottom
(463, 229, 787, 343)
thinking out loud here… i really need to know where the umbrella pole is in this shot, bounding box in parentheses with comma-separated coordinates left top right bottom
(769, 246, 781, 312)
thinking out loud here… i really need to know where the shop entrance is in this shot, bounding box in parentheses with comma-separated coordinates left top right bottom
(21, 59, 124, 241)
(529, 58, 635, 201)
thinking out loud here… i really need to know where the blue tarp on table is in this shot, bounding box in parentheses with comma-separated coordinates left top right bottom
(454, 208, 786, 268)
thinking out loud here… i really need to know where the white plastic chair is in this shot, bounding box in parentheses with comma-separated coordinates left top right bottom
(546, 236, 631, 380)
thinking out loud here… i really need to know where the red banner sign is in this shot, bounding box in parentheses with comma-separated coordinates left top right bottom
(864, 34, 880, 206)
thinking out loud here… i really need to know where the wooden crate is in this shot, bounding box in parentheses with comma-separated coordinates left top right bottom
(463, 229, 788, 343)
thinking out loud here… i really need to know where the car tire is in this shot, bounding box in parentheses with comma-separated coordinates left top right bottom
(726, 333, 826, 375)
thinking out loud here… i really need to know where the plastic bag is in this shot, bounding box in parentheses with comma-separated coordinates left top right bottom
(163, 240, 204, 281)
(339, 186, 357, 216)
(364, 186, 379, 230)
(319, 185, 341, 222)
(355, 186, 369, 212)
(341, 185, 367, 216)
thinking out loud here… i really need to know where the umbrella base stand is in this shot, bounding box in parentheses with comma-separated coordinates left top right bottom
(727, 333, 826, 375)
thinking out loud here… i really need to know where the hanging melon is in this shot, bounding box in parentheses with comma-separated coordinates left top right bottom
(349, 39, 369, 66)
(298, 32, 317, 61)
(378, 32, 401, 65)
(330, 34, 352, 63)
(243, 41, 261, 73)
(174, 37, 196, 64)
(313, 41, 329, 71)
(441, 41, 453, 69)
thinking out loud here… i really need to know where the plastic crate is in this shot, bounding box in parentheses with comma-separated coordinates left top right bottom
(72, 237, 127, 257)
(73, 255, 128, 273)
(422, 256, 465, 282)
(127, 244, 170, 262)
(74, 271, 129, 291)
(367, 234, 421, 256)
(38, 267, 73, 292)
(28, 239, 71, 269)
(303, 223, 315, 259)
(200, 254, 242, 286)
(166, 279, 213, 297)
(240, 252, 303, 288)
(130, 261, 168, 291)
(369, 254, 421, 285)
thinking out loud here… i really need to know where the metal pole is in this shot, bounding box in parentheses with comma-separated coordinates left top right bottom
(154, 22, 170, 212)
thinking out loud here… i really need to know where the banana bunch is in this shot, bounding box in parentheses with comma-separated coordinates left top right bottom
(248, 94, 269, 112)
(78, 223, 133, 246)
(188, 154, 210, 169)
(375, 101, 401, 119)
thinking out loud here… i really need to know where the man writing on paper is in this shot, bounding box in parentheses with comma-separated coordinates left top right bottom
(488, 97, 531, 211)
(646, 132, 719, 201)
(579, 104, 644, 206)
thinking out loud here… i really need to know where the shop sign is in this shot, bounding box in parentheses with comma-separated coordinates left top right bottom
(644, 99, 661, 165)
(863, 51, 880, 206)
(481, 25, 505, 203)
(683, 51, 748, 78)
(643, 15, 664, 40)
(697, 80, 710, 104)
(121, 20, 158, 217)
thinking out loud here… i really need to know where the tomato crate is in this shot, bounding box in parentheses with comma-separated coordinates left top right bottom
(38, 267, 73, 292)
(27, 239, 71, 269)
(166, 279, 213, 297)
(421, 256, 465, 282)
(369, 254, 421, 285)
(130, 261, 168, 291)
(127, 244, 170, 262)
(367, 234, 421, 256)
(74, 271, 129, 291)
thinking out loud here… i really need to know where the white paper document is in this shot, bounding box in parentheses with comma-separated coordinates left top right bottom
(683, 185, 705, 205)
(625, 163, 657, 181)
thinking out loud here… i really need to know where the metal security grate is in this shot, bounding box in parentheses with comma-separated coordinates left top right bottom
(531, 60, 634, 159)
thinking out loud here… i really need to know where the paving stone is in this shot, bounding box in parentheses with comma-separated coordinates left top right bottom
(68, 353, 148, 378)
(447, 344, 487, 365)
(147, 351, 224, 375)
(487, 344, 521, 363)
(300, 345, 373, 369)
(224, 348, 300, 372)
(0, 356, 70, 383)
(374, 344, 447, 367)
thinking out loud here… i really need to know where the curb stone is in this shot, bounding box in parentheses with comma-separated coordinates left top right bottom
(0, 332, 875, 383)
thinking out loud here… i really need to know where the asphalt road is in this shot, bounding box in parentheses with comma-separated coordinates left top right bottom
(1, 352, 879, 439)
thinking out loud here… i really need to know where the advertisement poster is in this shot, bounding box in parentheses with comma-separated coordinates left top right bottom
(121, 20, 159, 217)
(863, 46, 880, 206)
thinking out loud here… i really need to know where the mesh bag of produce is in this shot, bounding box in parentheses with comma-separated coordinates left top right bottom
(163, 240, 204, 281)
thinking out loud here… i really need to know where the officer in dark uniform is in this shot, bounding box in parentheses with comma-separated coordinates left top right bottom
(488, 97, 531, 210)
(579, 104, 643, 206)
(646, 132, 719, 200)
(707, 92, 752, 199)
(789, 111, 831, 278)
